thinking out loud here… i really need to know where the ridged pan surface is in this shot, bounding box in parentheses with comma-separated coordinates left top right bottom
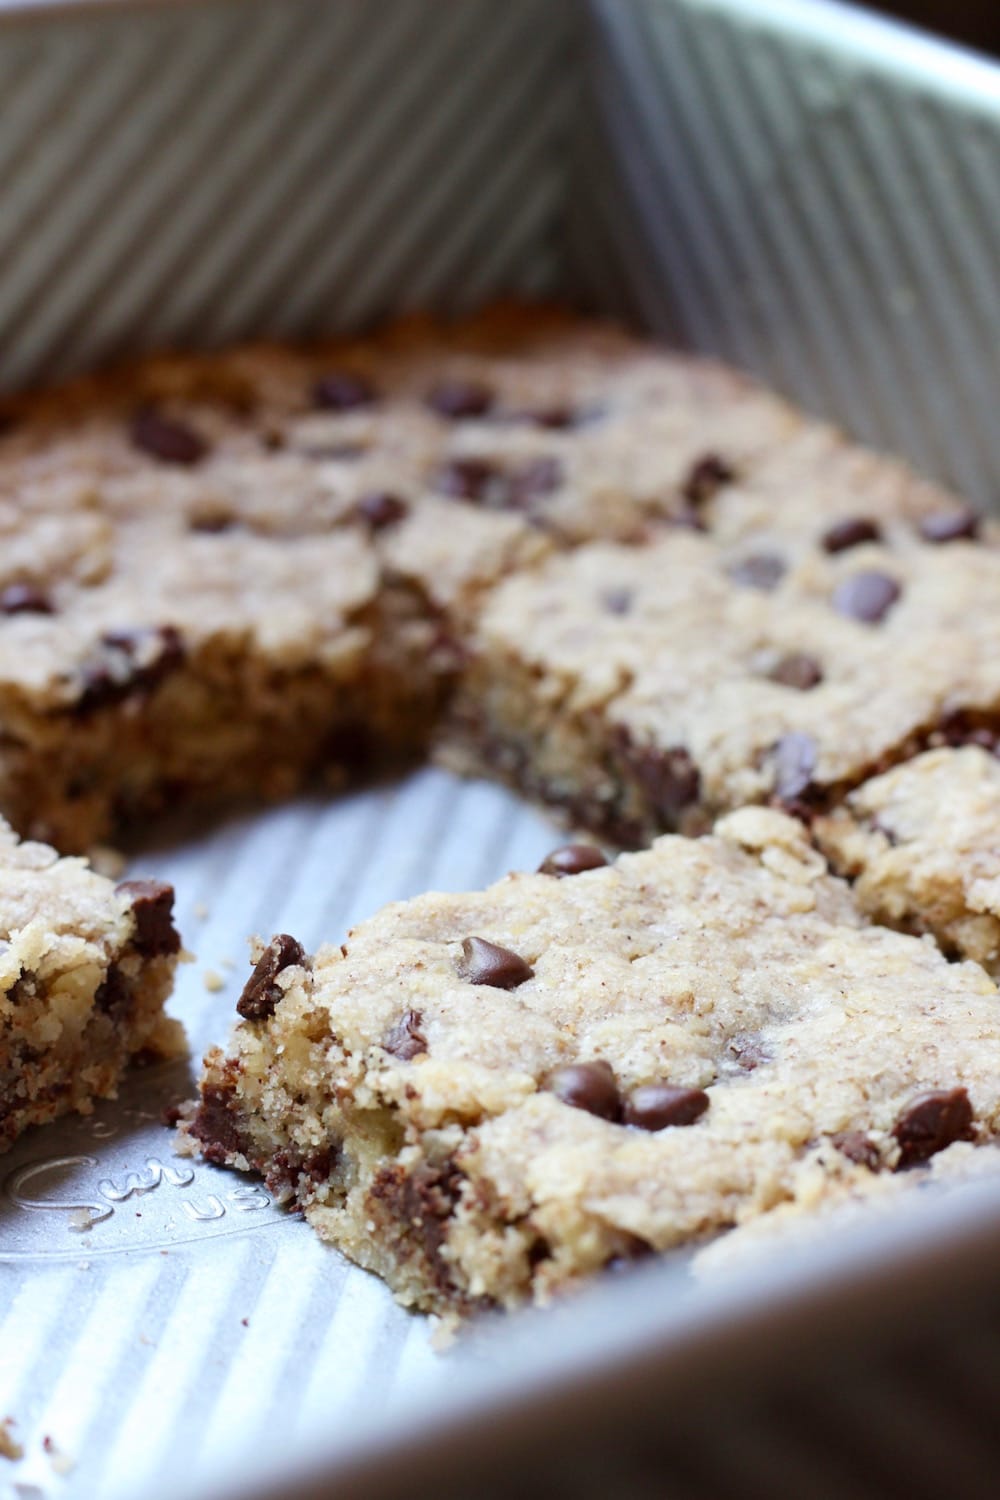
(1, 0, 1000, 1497)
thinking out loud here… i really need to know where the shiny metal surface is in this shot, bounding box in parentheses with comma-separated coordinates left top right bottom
(1, 0, 1000, 1495)
(0, 771, 562, 1498)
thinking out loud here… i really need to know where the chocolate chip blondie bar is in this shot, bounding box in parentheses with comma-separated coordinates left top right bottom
(445, 520, 1000, 845)
(816, 746, 1000, 974)
(0, 821, 182, 1148)
(184, 810, 1000, 1317)
(0, 304, 972, 850)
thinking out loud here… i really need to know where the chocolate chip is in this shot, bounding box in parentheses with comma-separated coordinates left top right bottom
(682, 453, 735, 506)
(77, 625, 186, 714)
(832, 570, 901, 623)
(189, 1081, 251, 1165)
(94, 962, 131, 1019)
(116, 879, 180, 957)
(384, 1009, 427, 1061)
(822, 517, 882, 553)
(769, 653, 823, 691)
(507, 456, 564, 506)
(369, 1158, 463, 1290)
(355, 492, 409, 530)
(433, 458, 497, 501)
(919, 507, 980, 544)
(457, 936, 534, 989)
(547, 1060, 621, 1121)
(624, 1083, 710, 1130)
(893, 1087, 974, 1168)
(729, 553, 786, 591)
(189, 510, 236, 534)
(602, 587, 633, 615)
(0, 583, 53, 615)
(832, 1131, 881, 1171)
(312, 371, 376, 411)
(538, 844, 608, 877)
(426, 379, 493, 419)
(236, 934, 307, 1021)
(772, 731, 818, 802)
(625, 741, 701, 824)
(131, 409, 208, 465)
(934, 711, 999, 753)
(529, 405, 576, 429)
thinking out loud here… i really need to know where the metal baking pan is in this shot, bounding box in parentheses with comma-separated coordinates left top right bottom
(2, 1, 1000, 1496)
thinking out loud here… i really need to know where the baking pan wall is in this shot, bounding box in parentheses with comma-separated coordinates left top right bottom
(1, 2, 1000, 1498)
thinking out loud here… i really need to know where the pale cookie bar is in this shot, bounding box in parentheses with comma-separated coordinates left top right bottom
(0, 819, 182, 1150)
(0, 306, 978, 848)
(445, 523, 1000, 845)
(0, 520, 410, 851)
(816, 746, 1000, 975)
(184, 810, 1000, 1317)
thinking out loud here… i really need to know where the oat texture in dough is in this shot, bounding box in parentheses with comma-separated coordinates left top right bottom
(185, 811, 1000, 1317)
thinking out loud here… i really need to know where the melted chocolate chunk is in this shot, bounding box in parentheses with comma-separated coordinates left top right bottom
(312, 371, 376, 411)
(822, 516, 881, 553)
(624, 741, 701, 824)
(893, 1087, 974, 1168)
(384, 1009, 427, 1061)
(919, 507, 981, 544)
(832, 1131, 881, 1171)
(425, 379, 493, 419)
(624, 1083, 710, 1130)
(94, 962, 131, 1020)
(116, 879, 180, 957)
(0, 583, 53, 616)
(236, 934, 307, 1021)
(433, 457, 498, 501)
(769, 652, 823, 691)
(131, 409, 208, 466)
(189, 509, 237, 534)
(682, 453, 735, 506)
(76, 625, 186, 714)
(369, 1158, 464, 1292)
(729, 552, 786, 591)
(537, 843, 608, 877)
(507, 456, 564, 506)
(189, 1081, 251, 1165)
(547, 1060, 621, 1121)
(457, 936, 534, 989)
(266, 1144, 337, 1197)
(934, 711, 1000, 753)
(528, 404, 576, 429)
(832, 570, 901, 624)
(355, 491, 409, 530)
(772, 731, 818, 803)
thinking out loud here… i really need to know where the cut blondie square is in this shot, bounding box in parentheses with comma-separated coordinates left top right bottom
(185, 809, 1000, 1317)
(815, 746, 1000, 975)
(0, 304, 980, 849)
(445, 524, 1000, 845)
(0, 820, 183, 1150)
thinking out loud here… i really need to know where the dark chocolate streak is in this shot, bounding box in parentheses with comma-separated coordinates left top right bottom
(368, 1158, 466, 1295)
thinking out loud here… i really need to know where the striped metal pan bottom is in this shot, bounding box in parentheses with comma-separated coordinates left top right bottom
(1, 0, 1000, 1494)
(0, 770, 565, 1500)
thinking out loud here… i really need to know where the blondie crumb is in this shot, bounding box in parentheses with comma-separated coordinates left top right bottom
(184, 810, 1000, 1316)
